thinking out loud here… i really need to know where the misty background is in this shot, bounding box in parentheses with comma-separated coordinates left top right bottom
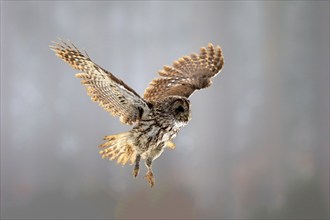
(1, 1, 329, 219)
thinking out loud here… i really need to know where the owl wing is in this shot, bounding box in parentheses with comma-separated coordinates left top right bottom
(143, 43, 224, 103)
(50, 39, 150, 125)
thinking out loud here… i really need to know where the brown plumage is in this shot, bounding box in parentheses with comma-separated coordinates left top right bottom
(50, 39, 224, 187)
(144, 44, 224, 103)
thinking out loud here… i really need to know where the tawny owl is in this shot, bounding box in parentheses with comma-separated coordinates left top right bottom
(50, 39, 224, 187)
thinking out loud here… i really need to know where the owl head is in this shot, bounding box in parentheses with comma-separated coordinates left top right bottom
(154, 96, 191, 123)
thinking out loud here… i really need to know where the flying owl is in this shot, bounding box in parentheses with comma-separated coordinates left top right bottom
(50, 39, 224, 187)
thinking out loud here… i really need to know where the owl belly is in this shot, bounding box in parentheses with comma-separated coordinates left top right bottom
(132, 120, 181, 160)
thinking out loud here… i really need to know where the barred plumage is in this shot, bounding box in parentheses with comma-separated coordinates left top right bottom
(50, 40, 149, 125)
(50, 39, 224, 187)
(143, 43, 224, 103)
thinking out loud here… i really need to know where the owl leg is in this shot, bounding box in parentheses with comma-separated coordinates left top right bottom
(144, 158, 155, 187)
(133, 154, 141, 178)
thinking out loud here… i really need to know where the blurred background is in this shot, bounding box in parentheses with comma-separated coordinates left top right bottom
(1, 1, 329, 219)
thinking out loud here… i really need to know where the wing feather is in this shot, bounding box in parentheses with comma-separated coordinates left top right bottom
(143, 43, 224, 103)
(50, 39, 150, 125)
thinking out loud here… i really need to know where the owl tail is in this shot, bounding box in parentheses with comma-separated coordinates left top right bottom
(98, 132, 137, 166)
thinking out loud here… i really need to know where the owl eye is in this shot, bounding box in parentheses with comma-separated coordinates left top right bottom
(175, 105, 185, 113)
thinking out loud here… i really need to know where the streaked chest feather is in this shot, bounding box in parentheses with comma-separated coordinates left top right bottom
(132, 118, 185, 152)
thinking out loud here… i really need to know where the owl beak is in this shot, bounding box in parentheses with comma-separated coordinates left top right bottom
(183, 112, 191, 122)
(187, 113, 192, 122)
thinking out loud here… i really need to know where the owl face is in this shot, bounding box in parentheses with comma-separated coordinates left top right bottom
(154, 96, 191, 123)
(168, 96, 191, 123)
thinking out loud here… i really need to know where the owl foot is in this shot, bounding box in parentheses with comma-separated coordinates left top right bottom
(145, 170, 155, 187)
(144, 158, 154, 187)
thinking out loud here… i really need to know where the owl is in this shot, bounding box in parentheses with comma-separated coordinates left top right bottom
(50, 39, 224, 187)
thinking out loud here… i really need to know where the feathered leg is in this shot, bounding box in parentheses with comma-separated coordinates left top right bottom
(133, 154, 141, 178)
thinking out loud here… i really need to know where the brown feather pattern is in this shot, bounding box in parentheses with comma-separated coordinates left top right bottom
(50, 39, 149, 125)
(143, 43, 224, 103)
(50, 39, 225, 187)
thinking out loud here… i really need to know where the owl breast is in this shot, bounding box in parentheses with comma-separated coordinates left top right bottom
(131, 114, 187, 160)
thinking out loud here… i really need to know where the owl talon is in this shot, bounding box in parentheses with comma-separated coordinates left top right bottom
(145, 171, 155, 187)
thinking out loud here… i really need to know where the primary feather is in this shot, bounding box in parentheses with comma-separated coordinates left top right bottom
(143, 43, 224, 103)
(50, 39, 150, 125)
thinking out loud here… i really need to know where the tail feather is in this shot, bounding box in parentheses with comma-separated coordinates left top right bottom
(99, 132, 136, 165)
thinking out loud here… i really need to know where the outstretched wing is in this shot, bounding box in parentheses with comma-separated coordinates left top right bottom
(143, 43, 224, 103)
(50, 39, 150, 125)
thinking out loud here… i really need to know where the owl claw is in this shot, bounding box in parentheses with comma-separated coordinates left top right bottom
(145, 171, 155, 187)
